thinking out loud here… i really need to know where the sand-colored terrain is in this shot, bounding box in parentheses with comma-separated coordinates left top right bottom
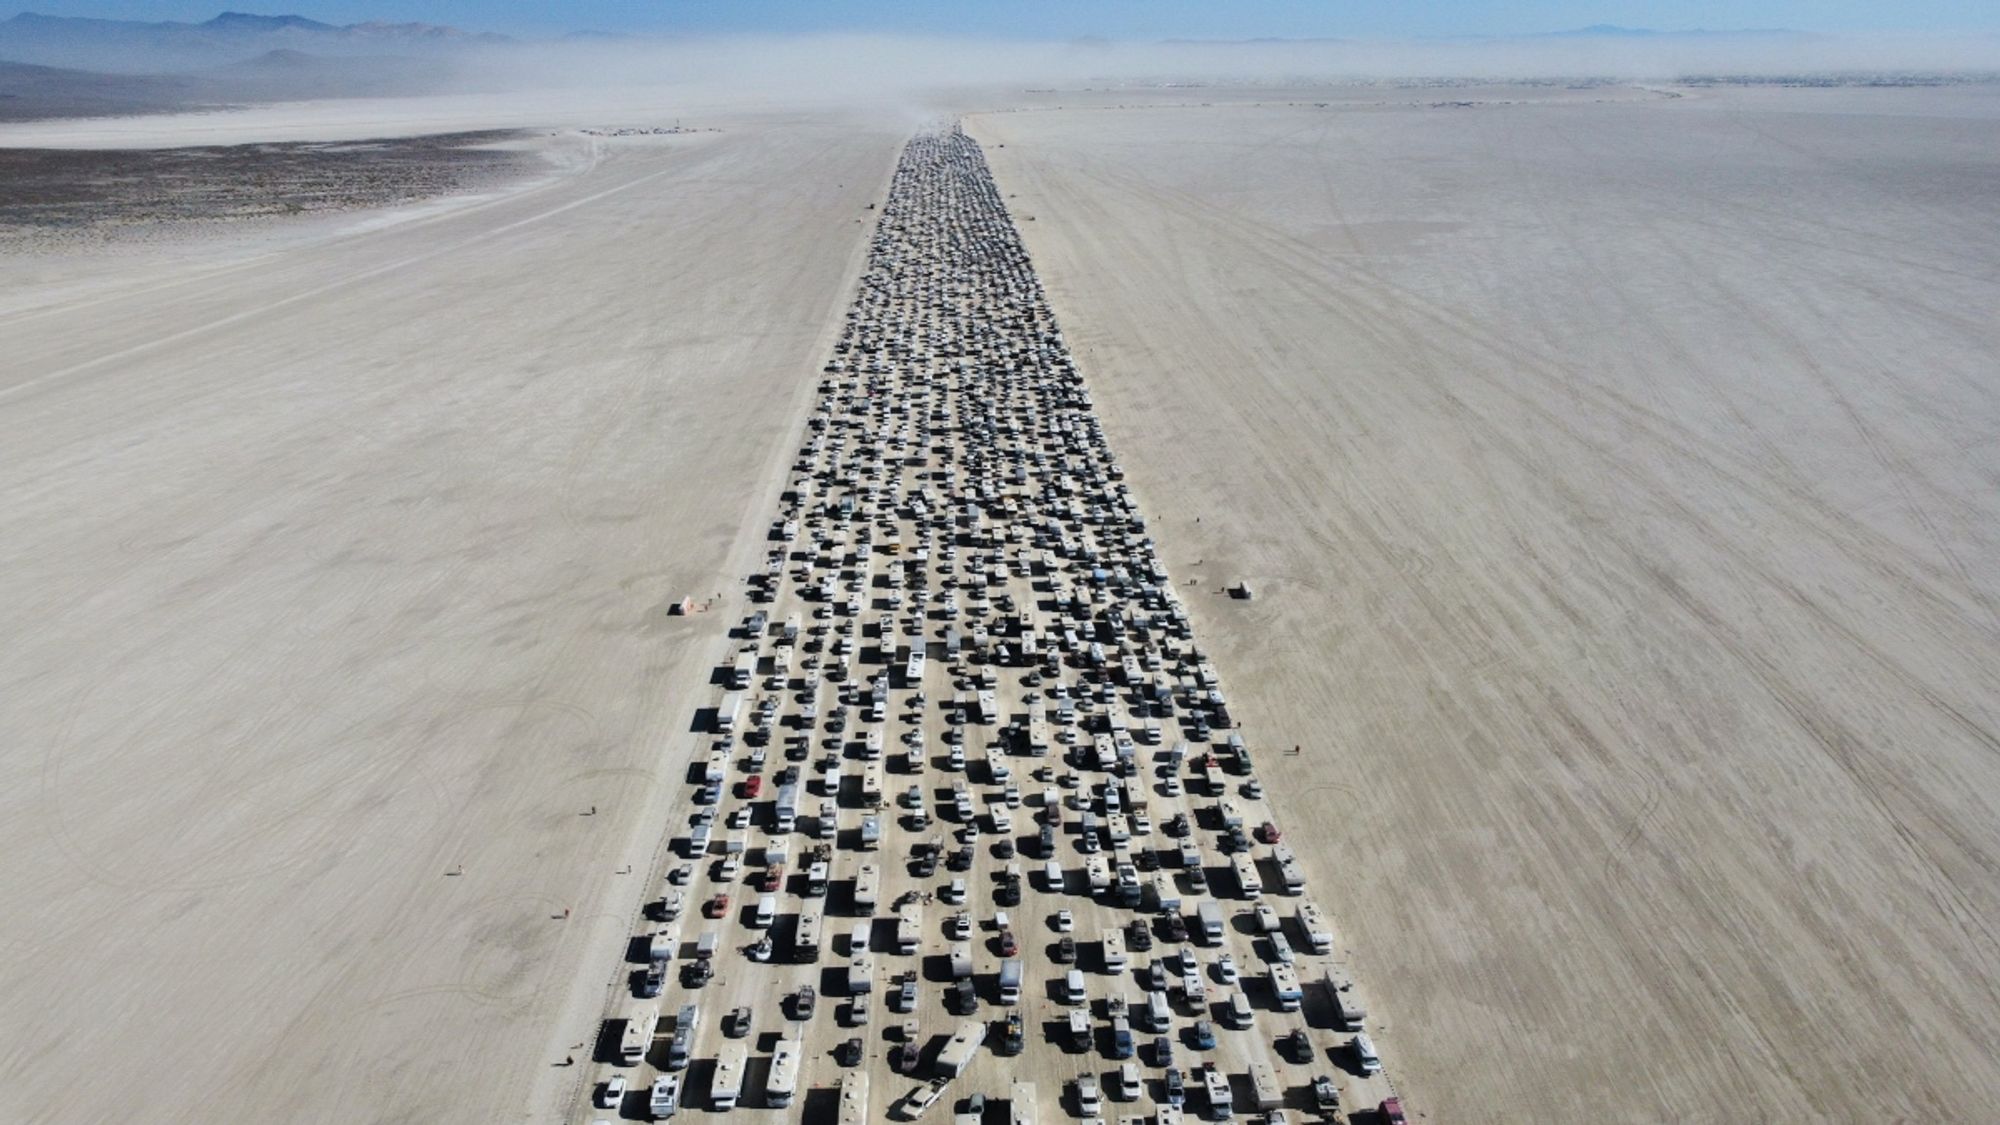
(970, 88, 2000, 1120)
(0, 115, 901, 1123)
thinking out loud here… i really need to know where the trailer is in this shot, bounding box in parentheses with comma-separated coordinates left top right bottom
(767, 1036, 803, 1108)
(838, 1071, 871, 1125)
(856, 863, 882, 914)
(717, 691, 744, 732)
(936, 1020, 986, 1078)
(1323, 965, 1370, 1031)
(1248, 1061, 1282, 1111)
(796, 903, 824, 962)
(1230, 854, 1262, 898)
(619, 1006, 658, 1066)
(731, 649, 756, 690)
(711, 1041, 748, 1111)
(1008, 1079, 1038, 1125)
(1294, 901, 1333, 954)
(1271, 963, 1303, 1011)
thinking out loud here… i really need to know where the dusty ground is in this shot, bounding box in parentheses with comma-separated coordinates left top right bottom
(970, 86, 2000, 1121)
(0, 131, 534, 249)
(0, 115, 902, 1123)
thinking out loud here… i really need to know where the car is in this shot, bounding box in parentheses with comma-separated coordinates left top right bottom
(1244, 778, 1265, 799)
(1163, 913, 1189, 943)
(998, 930, 1019, 957)
(950, 978, 977, 1015)
(996, 877, 1021, 907)
(598, 1074, 627, 1109)
(1216, 954, 1238, 984)
(1257, 821, 1282, 844)
(793, 985, 817, 1019)
(638, 962, 665, 999)
(1190, 1020, 1216, 1050)
(1163, 1067, 1185, 1106)
(1127, 919, 1153, 952)
(706, 893, 731, 918)
(1111, 1018, 1134, 1059)
(994, 837, 1015, 859)
(1186, 866, 1208, 893)
(1001, 1011, 1026, 1054)
(839, 1036, 864, 1066)
(1379, 1097, 1407, 1124)
(948, 912, 972, 940)
(1075, 1074, 1101, 1116)
(1054, 909, 1074, 932)
(667, 864, 693, 885)
(760, 867, 783, 893)
(743, 776, 763, 799)
(1351, 1033, 1383, 1075)
(1282, 1028, 1312, 1063)
(1152, 1035, 1174, 1066)
(1054, 935, 1077, 963)
(649, 1072, 680, 1118)
(726, 1006, 753, 1037)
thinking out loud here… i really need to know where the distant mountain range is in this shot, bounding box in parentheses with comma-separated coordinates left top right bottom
(1162, 25, 1814, 47)
(0, 10, 512, 72)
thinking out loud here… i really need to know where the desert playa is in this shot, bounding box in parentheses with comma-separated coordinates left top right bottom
(0, 71, 1996, 1125)
(974, 84, 2000, 1120)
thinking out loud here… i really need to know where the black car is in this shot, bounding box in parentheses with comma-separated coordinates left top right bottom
(637, 962, 665, 998)
(950, 978, 977, 1015)
(1283, 1028, 1313, 1064)
(1164, 913, 1190, 943)
(1186, 866, 1208, 893)
(949, 845, 974, 872)
(1127, 919, 1153, 952)
(995, 877, 1021, 907)
(995, 837, 1015, 860)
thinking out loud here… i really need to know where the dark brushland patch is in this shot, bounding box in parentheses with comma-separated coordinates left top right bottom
(0, 130, 535, 240)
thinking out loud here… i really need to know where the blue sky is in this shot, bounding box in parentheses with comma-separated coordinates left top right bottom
(16, 1, 1998, 38)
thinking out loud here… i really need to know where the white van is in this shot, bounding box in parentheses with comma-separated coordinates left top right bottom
(1063, 969, 1086, 1005)
(754, 895, 776, 929)
(1353, 1032, 1383, 1075)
